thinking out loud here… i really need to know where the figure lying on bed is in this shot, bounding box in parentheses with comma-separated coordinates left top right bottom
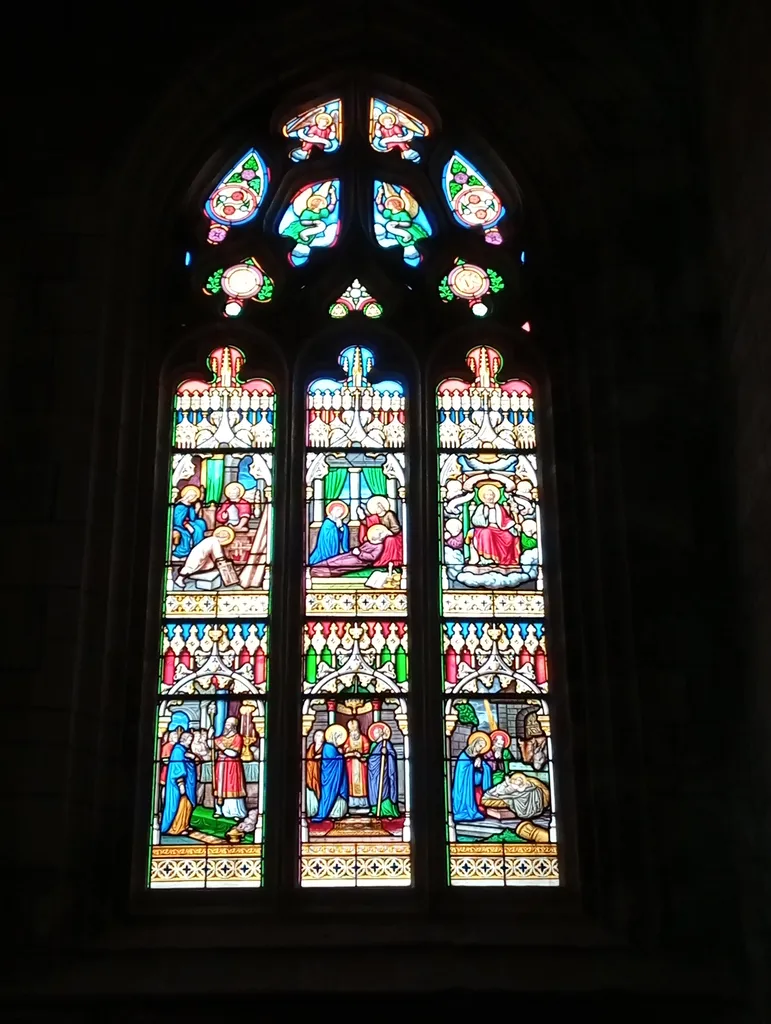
(480, 772, 551, 819)
(309, 523, 393, 577)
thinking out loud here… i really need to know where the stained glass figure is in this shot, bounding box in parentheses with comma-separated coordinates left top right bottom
(203, 258, 274, 318)
(437, 346, 557, 885)
(329, 279, 383, 319)
(441, 153, 506, 245)
(204, 149, 270, 245)
(278, 180, 341, 267)
(369, 98, 428, 163)
(301, 345, 411, 885)
(149, 346, 276, 888)
(282, 99, 342, 162)
(373, 182, 432, 267)
(438, 258, 504, 317)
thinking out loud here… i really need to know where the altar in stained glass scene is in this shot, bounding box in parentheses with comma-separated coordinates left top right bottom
(437, 345, 558, 885)
(148, 346, 275, 888)
(300, 345, 412, 886)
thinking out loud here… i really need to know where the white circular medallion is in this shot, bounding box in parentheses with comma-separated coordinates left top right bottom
(222, 263, 264, 299)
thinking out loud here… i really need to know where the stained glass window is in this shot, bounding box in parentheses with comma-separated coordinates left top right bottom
(149, 346, 275, 888)
(150, 83, 566, 896)
(301, 345, 411, 887)
(437, 346, 558, 886)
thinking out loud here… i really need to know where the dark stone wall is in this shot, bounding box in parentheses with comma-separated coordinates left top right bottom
(703, 3, 771, 1020)
(4, 1, 766, 1019)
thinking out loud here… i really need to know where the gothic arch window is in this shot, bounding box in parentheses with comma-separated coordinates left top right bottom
(147, 83, 561, 892)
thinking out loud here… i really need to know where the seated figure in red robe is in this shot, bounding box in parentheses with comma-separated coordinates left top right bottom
(469, 483, 521, 567)
(357, 495, 403, 567)
(216, 481, 252, 531)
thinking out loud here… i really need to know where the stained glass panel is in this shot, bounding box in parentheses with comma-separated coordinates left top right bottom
(373, 181, 432, 267)
(438, 258, 505, 317)
(442, 620, 548, 695)
(369, 98, 428, 162)
(203, 258, 274, 318)
(148, 346, 275, 888)
(300, 345, 411, 885)
(204, 149, 270, 245)
(437, 345, 557, 885)
(444, 697, 557, 886)
(282, 99, 342, 162)
(329, 279, 382, 319)
(279, 180, 341, 267)
(303, 620, 409, 694)
(441, 153, 506, 245)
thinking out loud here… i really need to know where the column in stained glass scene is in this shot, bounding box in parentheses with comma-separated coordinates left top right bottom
(437, 345, 559, 886)
(300, 345, 412, 887)
(148, 346, 275, 888)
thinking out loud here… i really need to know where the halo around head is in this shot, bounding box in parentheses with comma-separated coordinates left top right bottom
(476, 481, 503, 500)
(366, 523, 391, 543)
(326, 500, 348, 518)
(368, 721, 392, 742)
(490, 729, 511, 748)
(213, 525, 236, 545)
(467, 730, 492, 754)
(366, 494, 390, 514)
(324, 724, 348, 746)
(179, 485, 202, 502)
(224, 481, 245, 499)
(463, 474, 516, 495)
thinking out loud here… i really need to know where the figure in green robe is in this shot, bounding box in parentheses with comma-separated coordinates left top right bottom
(280, 181, 339, 266)
(374, 182, 431, 267)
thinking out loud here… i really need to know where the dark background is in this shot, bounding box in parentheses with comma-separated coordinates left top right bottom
(4, 2, 770, 1020)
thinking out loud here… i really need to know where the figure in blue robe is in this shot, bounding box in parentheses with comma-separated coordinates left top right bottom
(452, 739, 493, 822)
(309, 511, 350, 565)
(172, 501, 206, 558)
(313, 741, 349, 821)
(367, 737, 400, 817)
(160, 735, 198, 833)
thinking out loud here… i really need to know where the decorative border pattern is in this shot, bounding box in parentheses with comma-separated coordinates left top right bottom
(443, 592, 545, 617)
(301, 842, 411, 887)
(449, 843, 558, 885)
(150, 845, 263, 887)
(165, 593, 270, 617)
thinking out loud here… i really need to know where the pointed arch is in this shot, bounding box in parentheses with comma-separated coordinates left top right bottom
(437, 342, 558, 885)
(299, 340, 413, 887)
(148, 344, 277, 888)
